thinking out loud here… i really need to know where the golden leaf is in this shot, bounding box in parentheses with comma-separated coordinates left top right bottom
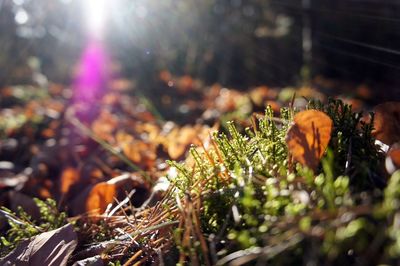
(286, 110, 333, 171)
(85, 182, 116, 215)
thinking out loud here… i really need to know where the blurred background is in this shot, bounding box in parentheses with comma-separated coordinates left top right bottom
(0, 0, 399, 101)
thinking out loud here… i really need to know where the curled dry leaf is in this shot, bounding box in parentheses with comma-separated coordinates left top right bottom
(85, 182, 117, 215)
(373, 102, 400, 145)
(286, 110, 333, 171)
(0, 224, 77, 266)
(71, 174, 143, 215)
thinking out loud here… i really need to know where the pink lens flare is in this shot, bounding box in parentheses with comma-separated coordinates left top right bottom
(73, 39, 110, 104)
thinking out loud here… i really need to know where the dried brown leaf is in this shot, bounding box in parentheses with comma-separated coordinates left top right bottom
(91, 110, 118, 142)
(286, 110, 333, 171)
(0, 224, 77, 266)
(116, 131, 157, 168)
(85, 182, 117, 215)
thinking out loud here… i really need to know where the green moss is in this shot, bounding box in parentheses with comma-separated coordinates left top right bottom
(166, 99, 398, 264)
(309, 98, 384, 191)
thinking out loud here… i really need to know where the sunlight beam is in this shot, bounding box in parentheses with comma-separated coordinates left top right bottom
(84, 0, 107, 39)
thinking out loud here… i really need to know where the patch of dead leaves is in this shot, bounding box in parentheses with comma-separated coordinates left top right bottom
(116, 130, 157, 168)
(161, 124, 215, 160)
(91, 109, 119, 143)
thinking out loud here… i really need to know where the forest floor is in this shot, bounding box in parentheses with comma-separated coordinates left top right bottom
(0, 72, 399, 265)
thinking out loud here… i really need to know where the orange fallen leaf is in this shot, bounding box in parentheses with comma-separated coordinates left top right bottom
(373, 102, 400, 145)
(85, 182, 117, 215)
(82, 174, 143, 215)
(60, 167, 80, 195)
(286, 110, 333, 171)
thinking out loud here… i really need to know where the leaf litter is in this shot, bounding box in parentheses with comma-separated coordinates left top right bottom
(0, 74, 400, 265)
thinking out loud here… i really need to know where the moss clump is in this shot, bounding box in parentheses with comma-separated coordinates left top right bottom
(165, 99, 398, 265)
(309, 98, 384, 191)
